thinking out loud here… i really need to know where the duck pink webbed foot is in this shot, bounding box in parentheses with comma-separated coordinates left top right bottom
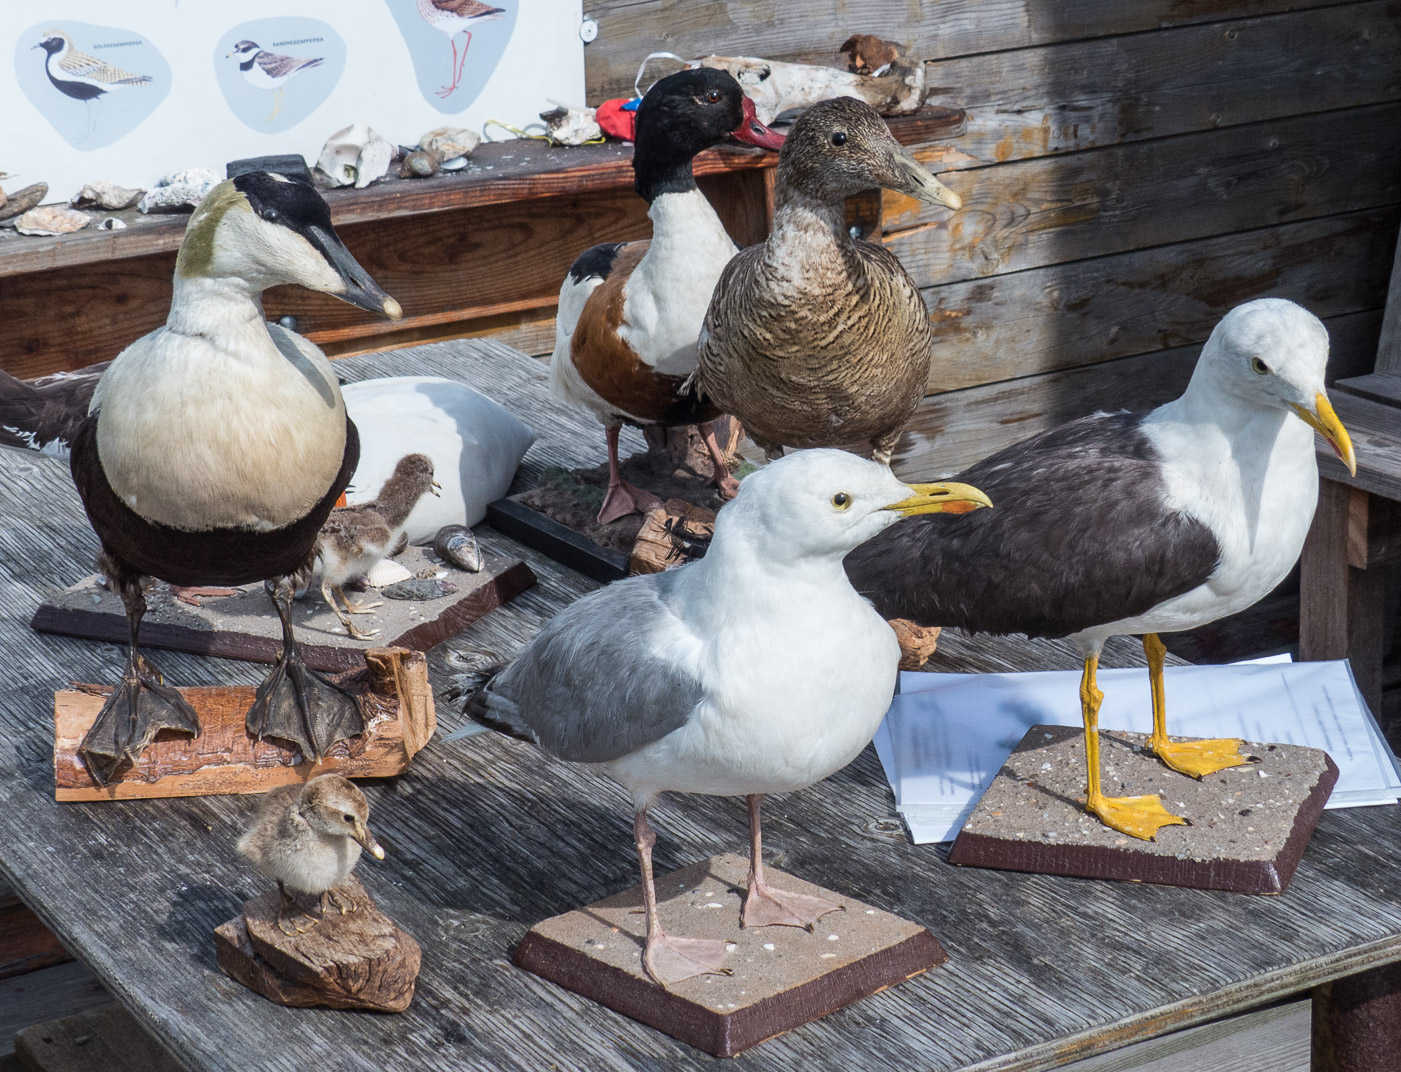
(597, 481, 662, 524)
(643, 933, 733, 987)
(743, 881, 843, 930)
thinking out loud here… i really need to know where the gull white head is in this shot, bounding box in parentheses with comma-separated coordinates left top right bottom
(719, 448, 991, 559)
(1196, 298, 1355, 474)
(175, 171, 402, 320)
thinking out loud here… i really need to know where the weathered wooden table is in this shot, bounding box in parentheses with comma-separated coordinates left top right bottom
(1, 340, 1399, 1072)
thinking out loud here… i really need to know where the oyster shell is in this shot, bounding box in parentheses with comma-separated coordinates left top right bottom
(316, 122, 394, 189)
(15, 205, 91, 236)
(71, 181, 144, 210)
(419, 126, 480, 164)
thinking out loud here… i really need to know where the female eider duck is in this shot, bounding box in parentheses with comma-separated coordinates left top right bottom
(696, 96, 961, 463)
(70, 171, 402, 784)
(549, 67, 784, 524)
(844, 299, 1357, 840)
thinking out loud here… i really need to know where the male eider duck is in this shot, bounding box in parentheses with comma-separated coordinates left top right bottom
(696, 96, 961, 463)
(550, 67, 784, 523)
(844, 299, 1357, 840)
(70, 171, 402, 784)
(449, 449, 989, 985)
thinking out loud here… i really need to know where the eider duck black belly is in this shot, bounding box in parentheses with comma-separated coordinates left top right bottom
(70, 415, 359, 588)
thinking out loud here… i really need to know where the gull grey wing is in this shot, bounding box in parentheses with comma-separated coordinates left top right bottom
(465, 571, 703, 763)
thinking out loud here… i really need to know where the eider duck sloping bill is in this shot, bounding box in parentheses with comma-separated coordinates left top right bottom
(845, 298, 1357, 841)
(549, 67, 784, 524)
(696, 95, 961, 464)
(449, 448, 989, 986)
(70, 171, 402, 785)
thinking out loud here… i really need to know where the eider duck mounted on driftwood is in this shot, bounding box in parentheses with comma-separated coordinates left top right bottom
(845, 300, 1356, 840)
(696, 96, 961, 463)
(69, 171, 402, 784)
(549, 67, 784, 523)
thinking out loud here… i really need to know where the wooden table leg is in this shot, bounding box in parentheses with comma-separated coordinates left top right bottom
(1300, 479, 1388, 715)
(1312, 961, 1401, 1071)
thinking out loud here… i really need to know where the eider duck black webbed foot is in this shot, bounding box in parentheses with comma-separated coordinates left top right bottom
(246, 578, 364, 759)
(79, 578, 200, 786)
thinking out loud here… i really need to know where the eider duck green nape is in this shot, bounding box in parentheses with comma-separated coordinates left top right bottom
(70, 171, 402, 785)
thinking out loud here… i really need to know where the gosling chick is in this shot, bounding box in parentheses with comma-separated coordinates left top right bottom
(237, 773, 386, 934)
(315, 453, 440, 639)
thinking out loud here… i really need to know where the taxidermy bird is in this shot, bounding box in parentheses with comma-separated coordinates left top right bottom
(226, 40, 323, 123)
(696, 96, 962, 463)
(315, 453, 441, 639)
(238, 774, 385, 934)
(69, 171, 402, 785)
(414, 0, 505, 98)
(449, 449, 989, 985)
(845, 299, 1356, 840)
(549, 67, 785, 524)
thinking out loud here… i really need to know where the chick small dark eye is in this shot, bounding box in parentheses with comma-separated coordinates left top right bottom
(1251, 357, 1270, 375)
(343, 813, 355, 823)
(831, 131, 847, 146)
(832, 492, 851, 509)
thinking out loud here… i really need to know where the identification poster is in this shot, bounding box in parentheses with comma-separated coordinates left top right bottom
(5, 0, 585, 199)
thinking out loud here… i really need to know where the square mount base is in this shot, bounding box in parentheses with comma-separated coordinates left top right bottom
(514, 853, 947, 1057)
(948, 724, 1338, 894)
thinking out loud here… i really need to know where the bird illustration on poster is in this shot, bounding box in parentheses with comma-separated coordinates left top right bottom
(214, 19, 344, 133)
(383, 0, 516, 111)
(16, 22, 169, 149)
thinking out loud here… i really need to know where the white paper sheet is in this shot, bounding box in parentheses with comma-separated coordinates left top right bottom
(873, 657, 1401, 844)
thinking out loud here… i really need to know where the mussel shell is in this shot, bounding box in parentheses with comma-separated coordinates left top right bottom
(382, 577, 458, 601)
(434, 525, 483, 572)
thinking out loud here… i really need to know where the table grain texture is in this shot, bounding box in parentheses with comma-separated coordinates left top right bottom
(0, 340, 1397, 1072)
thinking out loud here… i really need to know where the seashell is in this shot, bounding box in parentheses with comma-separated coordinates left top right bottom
(316, 122, 394, 189)
(399, 150, 440, 179)
(364, 558, 413, 587)
(419, 126, 480, 164)
(71, 181, 145, 210)
(439, 155, 470, 171)
(381, 577, 458, 601)
(0, 182, 48, 221)
(15, 206, 91, 236)
(139, 181, 215, 214)
(97, 217, 127, 231)
(158, 167, 219, 188)
(433, 525, 483, 572)
(540, 104, 601, 147)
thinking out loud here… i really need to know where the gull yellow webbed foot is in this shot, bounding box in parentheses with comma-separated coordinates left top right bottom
(1152, 736, 1251, 778)
(1087, 791, 1189, 841)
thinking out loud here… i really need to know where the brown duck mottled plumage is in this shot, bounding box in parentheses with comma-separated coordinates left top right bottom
(697, 97, 957, 462)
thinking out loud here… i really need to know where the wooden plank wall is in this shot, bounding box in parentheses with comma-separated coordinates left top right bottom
(581, 0, 1401, 479)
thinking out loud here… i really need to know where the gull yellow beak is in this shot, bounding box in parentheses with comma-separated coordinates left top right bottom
(883, 481, 992, 517)
(352, 820, 386, 860)
(1291, 392, 1356, 477)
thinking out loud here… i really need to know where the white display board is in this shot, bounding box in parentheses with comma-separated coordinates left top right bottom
(5, 0, 585, 199)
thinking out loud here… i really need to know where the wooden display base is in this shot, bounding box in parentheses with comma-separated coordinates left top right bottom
(948, 724, 1339, 894)
(53, 647, 435, 801)
(488, 497, 629, 582)
(214, 875, 420, 1012)
(31, 545, 536, 672)
(514, 852, 947, 1057)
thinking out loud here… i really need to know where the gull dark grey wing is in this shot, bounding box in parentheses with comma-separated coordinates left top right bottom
(844, 411, 1222, 639)
(464, 570, 703, 763)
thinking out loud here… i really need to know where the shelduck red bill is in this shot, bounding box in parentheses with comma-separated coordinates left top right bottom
(732, 96, 785, 150)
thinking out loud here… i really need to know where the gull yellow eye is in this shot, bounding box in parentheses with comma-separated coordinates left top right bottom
(832, 492, 852, 510)
(1251, 356, 1270, 375)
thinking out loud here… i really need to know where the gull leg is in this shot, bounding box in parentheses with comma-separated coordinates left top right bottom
(741, 794, 843, 929)
(1143, 633, 1249, 777)
(698, 421, 740, 500)
(634, 809, 730, 987)
(1081, 652, 1187, 840)
(246, 577, 364, 759)
(78, 568, 201, 787)
(598, 425, 661, 524)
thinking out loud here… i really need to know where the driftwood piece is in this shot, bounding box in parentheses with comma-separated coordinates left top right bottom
(890, 619, 941, 670)
(215, 875, 420, 1012)
(948, 725, 1339, 894)
(629, 499, 717, 576)
(515, 853, 946, 1057)
(53, 648, 436, 801)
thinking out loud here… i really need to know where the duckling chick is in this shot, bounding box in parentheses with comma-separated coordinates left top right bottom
(315, 453, 440, 639)
(237, 773, 385, 935)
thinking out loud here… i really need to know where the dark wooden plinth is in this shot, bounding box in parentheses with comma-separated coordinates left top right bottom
(514, 853, 947, 1057)
(948, 725, 1339, 894)
(1312, 960, 1401, 1072)
(31, 546, 536, 672)
(486, 497, 629, 582)
(215, 875, 420, 1013)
